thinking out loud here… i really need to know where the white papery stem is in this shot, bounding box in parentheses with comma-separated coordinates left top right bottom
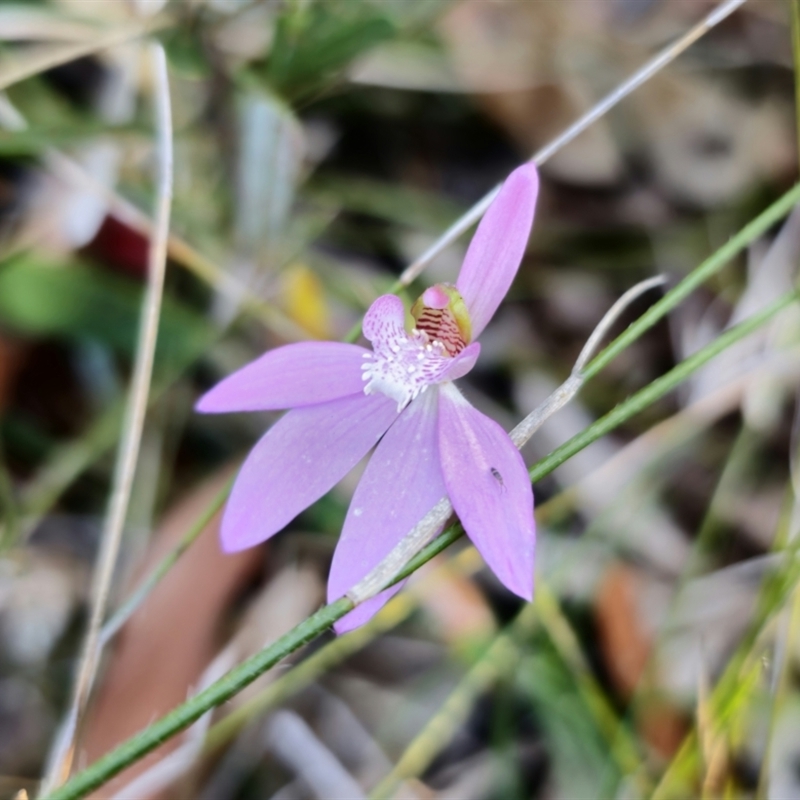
(398, 0, 750, 289)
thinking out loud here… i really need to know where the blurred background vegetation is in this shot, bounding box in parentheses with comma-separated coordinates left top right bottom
(1, 0, 800, 798)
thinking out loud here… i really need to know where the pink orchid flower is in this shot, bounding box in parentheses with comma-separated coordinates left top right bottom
(197, 163, 539, 632)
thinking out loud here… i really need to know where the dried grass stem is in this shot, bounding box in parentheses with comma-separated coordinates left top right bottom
(39, 42, 173, 795)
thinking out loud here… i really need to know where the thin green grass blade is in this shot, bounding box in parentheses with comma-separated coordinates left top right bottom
(99, 477, 234, 645)
(368, 602, 538, 800)
(582, 183, 800, 380)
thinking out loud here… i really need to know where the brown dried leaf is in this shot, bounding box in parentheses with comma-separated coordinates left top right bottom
(81, 468, 262, 799)
(595, 562, 653, 699)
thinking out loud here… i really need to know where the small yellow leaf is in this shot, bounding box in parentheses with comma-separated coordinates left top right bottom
(280, 263, 331, 339)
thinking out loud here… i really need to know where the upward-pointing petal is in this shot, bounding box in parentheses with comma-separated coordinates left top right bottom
(329, 389, 447, 633)
(362, 294, 406, 343)
(438, 383, 535, 600)
(196, 342, 370, 413)
(221, 393, 398, 552)
(456, 164, 539, 338)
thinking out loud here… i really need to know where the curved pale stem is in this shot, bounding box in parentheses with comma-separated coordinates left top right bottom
(39, 43, 173, 796)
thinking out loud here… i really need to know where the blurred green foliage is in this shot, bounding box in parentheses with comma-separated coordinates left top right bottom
(0, 256, 214, 371)
(261, 1, 395, 103)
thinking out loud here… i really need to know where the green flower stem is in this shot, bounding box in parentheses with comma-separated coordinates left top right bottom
(45, 597, 354, 800)
(44, 286, 798, 800)
(204, 578, 421, 753)
(202, 494, 572, 752)
(205, 503, 579, 751)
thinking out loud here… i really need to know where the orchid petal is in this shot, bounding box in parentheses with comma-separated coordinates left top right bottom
(441, 342, 480, 382)
(362, 294, 405, 343)
(456, 164, 539, 338)
(196, 342, 370, 413)
(438, 383, 535, 600)
(221, 393, 399, 552)
(329, 389, 447, 632)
